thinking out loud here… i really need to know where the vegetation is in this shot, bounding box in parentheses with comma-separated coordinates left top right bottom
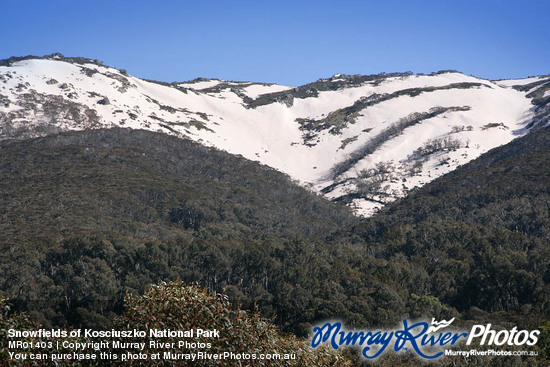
(329, 106, 470, 180)
(0, 53, 106, 68)
(511, 76, 550, 129)
(0, 90, 100, 140)
(246, 72, 417, 108)
(118, 282, 353, 366)
(336, 125, 550, 325)
(481, 122, 508, 130)
(0, 128, 358, 330)
(410, 136, 462, 158)
(295, 82, 483, 145)
(350, 161, 398, 203)
(1, 283, 353, 366)
(1, 126, 550, 365)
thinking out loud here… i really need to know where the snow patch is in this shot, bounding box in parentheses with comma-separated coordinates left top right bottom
(0, 59, 541, 216)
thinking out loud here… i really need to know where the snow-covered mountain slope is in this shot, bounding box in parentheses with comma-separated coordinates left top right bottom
(1, 54, 549, 216)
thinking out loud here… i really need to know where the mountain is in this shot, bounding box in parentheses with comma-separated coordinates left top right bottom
(1, 122, 549, 366)
(1, 86, 549, 364)
(2, 53, 549, 215)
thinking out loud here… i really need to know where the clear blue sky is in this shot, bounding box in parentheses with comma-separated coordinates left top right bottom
(1, 0, 548, 85)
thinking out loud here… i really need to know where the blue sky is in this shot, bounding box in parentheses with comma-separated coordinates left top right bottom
(1, 0, 548, 85)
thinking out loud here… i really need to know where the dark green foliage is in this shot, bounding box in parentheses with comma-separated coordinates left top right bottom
(197, 81, 255, 94)
(511, 76, 550, 129)
(0, 299, 37, 365)
(0, 128, 362, 329)
(0, 55, 42, 67)
(511, 76, 550, 93)
(253, 81, 484, 147)
(0, 284, 353, 366)
(249, 78, 483, 111)
(1, 126, 550, 365)
(0, 128, 354, 242)
(411, 136, 462, 158)
(0, 53, 106, 68)
(335, 126, 550, 323)
(116, 282, 354, 366)
(169, 204, 205, 230)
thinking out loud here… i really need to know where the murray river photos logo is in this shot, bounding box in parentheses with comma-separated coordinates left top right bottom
(311, 318, 540, 360)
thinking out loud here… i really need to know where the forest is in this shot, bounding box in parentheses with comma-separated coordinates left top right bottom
(0, 127, 549, 365)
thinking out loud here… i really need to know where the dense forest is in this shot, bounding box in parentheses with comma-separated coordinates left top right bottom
(0, 127, 549, 365)
(1, 282, 354, 366)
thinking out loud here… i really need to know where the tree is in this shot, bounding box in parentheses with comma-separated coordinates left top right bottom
(116, 281, 353, 366)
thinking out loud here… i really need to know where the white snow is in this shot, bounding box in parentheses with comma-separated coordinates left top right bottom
(0, 58, 543, 216)
(495, 76, 549, 87)
(241, 84, 293, 99)
(179, 79, 222, 90)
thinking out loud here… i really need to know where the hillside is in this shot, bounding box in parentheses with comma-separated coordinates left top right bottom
(1, 54, 548, 215)
(0, 128, 363, 330)
(0, 128, 355, 243)
(335, 125, 550, 319)
(0, 127, 548, 345)
(1, 55, 550, 364)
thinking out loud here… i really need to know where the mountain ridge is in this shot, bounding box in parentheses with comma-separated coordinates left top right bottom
(1, 53, 549, 215)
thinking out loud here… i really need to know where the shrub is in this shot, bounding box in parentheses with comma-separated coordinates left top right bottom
(117, 282, 353, 366)
(0, 284, 353, 366)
